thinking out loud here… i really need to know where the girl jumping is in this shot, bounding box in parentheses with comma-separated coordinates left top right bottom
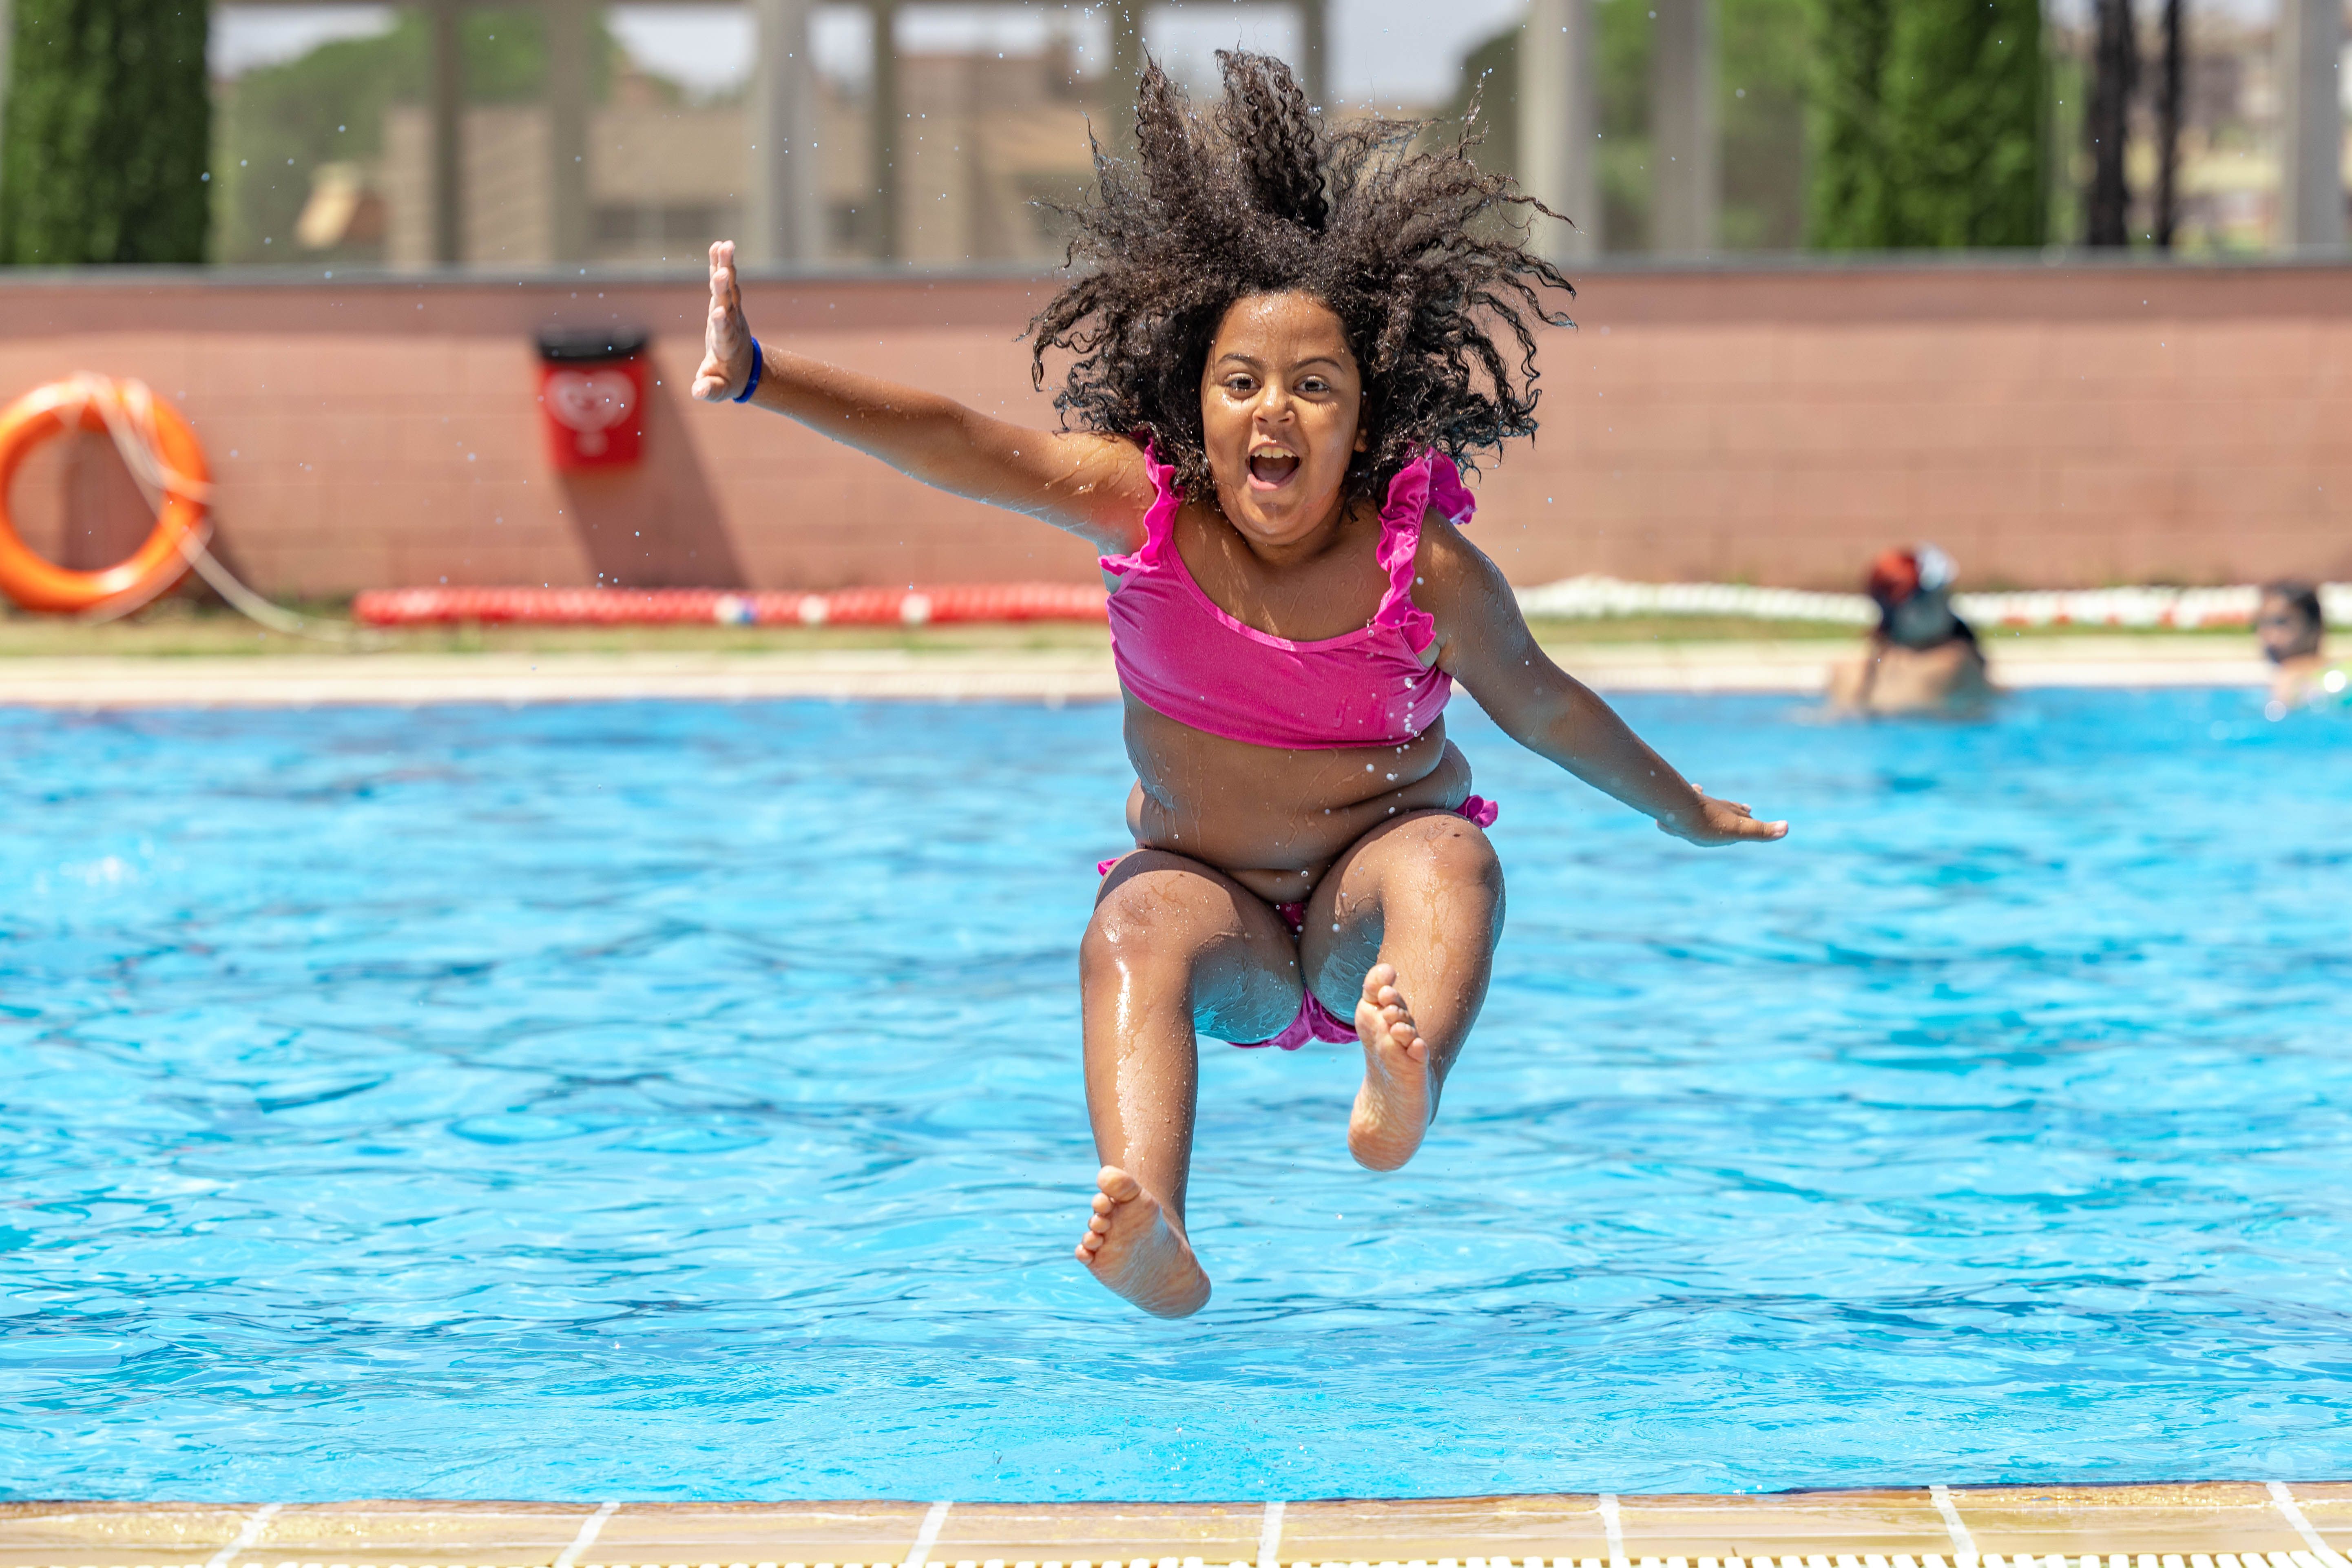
(693, 53, 1787, 1318)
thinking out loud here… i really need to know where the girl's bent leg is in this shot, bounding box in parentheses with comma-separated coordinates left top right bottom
(1077, 850, 1303, 1317)
(1298, 810, 1505, 1172)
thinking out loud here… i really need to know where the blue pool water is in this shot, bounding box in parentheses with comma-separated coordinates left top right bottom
(3, 688, 2349, 1503)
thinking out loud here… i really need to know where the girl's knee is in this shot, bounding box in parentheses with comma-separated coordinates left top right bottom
(1082, 880, 1155, 977)
(1084, 863, 1228, 977)
(1413, 815, 1504, 893)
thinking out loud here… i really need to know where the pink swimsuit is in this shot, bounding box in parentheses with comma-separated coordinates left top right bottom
(1095, 444, 1498, 1051)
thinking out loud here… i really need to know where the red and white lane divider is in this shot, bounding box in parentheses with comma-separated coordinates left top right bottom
(1516, 576, 2352, 629)
(353, 582, 1110, 628)
(354, 577, 2352, 631)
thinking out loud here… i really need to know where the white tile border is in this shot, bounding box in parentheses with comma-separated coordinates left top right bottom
(1598, 1495, 1626, 1568)
(1258, 1503, 1286, 1568)
(553, 1503, 620, 1568)
(1929, 1486, 1977, 1568)
(903, 1501, 954, 1568)
(2267, 1484, 2349, 1568)
(12, 1551, 2348, 1568)
(202, 1503, 281, 1568)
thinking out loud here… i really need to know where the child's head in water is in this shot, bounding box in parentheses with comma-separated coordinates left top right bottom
(2257, 581, 2325, 666)
(1867, 544, 1965, 649)
(1025, 51, 1574, 530)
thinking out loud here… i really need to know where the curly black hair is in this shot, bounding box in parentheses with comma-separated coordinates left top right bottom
(1027, 50, 1576, 512)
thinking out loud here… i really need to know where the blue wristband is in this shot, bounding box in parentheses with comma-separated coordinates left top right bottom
(733, 338, 763, 404)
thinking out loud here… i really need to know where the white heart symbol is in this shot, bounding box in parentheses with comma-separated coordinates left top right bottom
(546, 369, 636, 433)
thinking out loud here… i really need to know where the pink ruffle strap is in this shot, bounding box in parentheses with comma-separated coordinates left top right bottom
(1099, 438, 1181, 576)
(1374, 450, 1476, 651)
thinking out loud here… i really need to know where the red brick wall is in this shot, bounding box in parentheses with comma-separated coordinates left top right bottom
(3, 260, 2349, 596)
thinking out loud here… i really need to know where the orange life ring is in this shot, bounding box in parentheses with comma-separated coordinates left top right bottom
(0, 376, 210, 616)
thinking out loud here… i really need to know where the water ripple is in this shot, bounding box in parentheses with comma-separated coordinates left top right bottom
(2, 692, 2349, 1500)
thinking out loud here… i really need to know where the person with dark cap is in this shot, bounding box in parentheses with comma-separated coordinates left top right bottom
(1827, 544, 1994, 715)
(2255, 580, 2345, 713)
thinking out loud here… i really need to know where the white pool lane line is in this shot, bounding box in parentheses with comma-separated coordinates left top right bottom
(200, 1503, 280, 1568)
(1931, 1484, 1979, 1568)
(1257, 1500, 1285, 1568)
(2269, 1482, 2350, 1568)
(1598, 1492, 1626, 1568)
(903, 1499, 954, 1568)
(553, 1501, 620, 1568)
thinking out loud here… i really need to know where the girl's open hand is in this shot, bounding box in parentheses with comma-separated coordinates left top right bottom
(1658, 789, 1788, 847)
(691, 240, 756, 402)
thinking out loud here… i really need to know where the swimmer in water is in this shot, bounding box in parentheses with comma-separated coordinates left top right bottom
(1828, 544, 1994, 716)
(2255, 580, 2344, 712)
(693, 53, 1787, 1317)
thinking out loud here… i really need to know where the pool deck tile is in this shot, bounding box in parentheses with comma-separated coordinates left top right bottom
(0, 637, 2274, 710)
(1614, 1490, 1954, 1558)
(925, 1502, 1263, 1561)
(2285, 1483, 2352, 1550)
(582, 1502, 935, 1565)
(247, 1502, 605, 1565)
(8, 1490, 2352, 1568)
(1275, 1493, 1611, 1563)
(1940, 1483, 2308, 1558)
(0, 1504, 252, 1567)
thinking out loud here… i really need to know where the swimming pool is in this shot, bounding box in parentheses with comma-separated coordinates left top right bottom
(3, 690, 2348, 1504)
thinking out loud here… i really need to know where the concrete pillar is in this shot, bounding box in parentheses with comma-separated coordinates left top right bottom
(545, 0, 591, 263)
(1295, 0, 1328, 109)
(1519, 0, 1600, 261)
(2276, 0, 2345, 250)
(869, 0, 900, 261)
(1106, 1, 1144, 160)
(1649, 0, 1716, 253)
(428, 0, 465, 265)
(747, 0, 820, 265)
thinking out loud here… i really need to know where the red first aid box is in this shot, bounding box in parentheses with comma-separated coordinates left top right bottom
(536, 326, 650, 471)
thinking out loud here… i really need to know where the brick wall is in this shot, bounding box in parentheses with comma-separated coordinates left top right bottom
(2, 259, 2348, 597)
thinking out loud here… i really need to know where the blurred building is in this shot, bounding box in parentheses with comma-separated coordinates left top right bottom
(207, 0, 2352, 269)
(2045, 10, 2324, 253)
(303, 44, 1101, 268)
(222, 0, 1331, 271)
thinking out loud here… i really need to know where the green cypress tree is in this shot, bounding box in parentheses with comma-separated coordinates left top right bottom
(1719, 0, 1814, 249)
(1883, 0, 2045, 245)
(1809, 0, 2044, 249)
(0, 0, 210, 264)
(1807, 0, 1896, 248)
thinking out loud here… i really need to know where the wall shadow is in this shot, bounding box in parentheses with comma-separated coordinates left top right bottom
(558, 369, 748, 589)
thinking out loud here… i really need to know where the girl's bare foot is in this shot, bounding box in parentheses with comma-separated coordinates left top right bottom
(1075, 1165, 1211, 1318)
(1348, 962, 1434, 1170)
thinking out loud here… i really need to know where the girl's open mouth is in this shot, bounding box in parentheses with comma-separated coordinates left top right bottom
(1248, 449, 1300, 488)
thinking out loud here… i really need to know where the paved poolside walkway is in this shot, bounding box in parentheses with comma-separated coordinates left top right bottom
(2, 1484, 2346, 1567)
(0, 638, 2272, 709)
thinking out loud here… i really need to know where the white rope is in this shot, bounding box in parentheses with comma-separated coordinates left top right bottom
(1517, 576, 1878, 626)
(48, 374, 378, 646)
(1516, 575, 2352, 630)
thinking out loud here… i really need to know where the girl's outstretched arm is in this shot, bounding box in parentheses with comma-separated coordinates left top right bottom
(1422, 524, 1789, 846)
(689, 241, 1153, 555)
